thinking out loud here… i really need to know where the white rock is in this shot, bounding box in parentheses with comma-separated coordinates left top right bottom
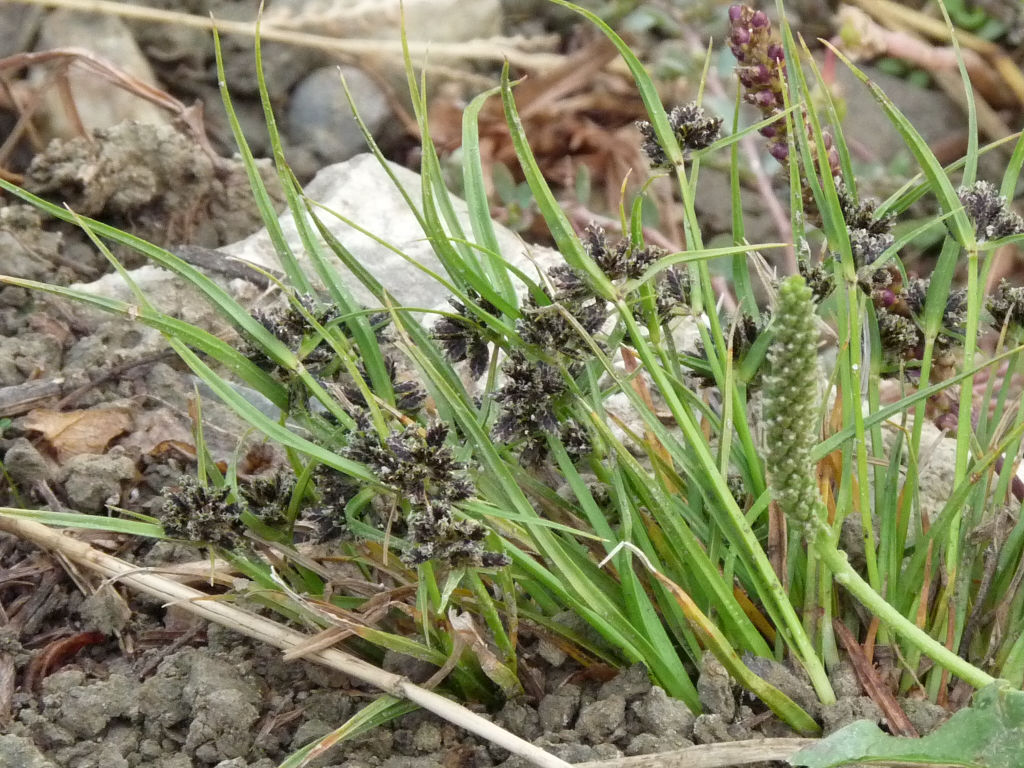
(222, 153, 561, 311)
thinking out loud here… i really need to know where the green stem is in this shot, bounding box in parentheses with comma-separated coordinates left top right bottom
(811, 522, 996, 689)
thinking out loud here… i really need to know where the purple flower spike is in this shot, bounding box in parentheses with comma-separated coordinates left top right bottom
(879, 289, 897, 308)
(767, 43, 784, 62)
(729, 4, 744, 22)
(751, 10, 769, 27)
(769, 142, 789, 162)
(754, 90, 777, 108)
(732, 26, 751, 45)
(759, 124, 777, 139)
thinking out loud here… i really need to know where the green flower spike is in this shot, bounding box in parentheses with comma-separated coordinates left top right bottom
(765, 280, 998, 692)
(765, 275, 822, 526)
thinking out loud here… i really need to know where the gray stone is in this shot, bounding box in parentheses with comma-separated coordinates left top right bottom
(630, 686, 695, 737)
(497, 699, 541, 741)
(535, 636, 568, 668)
(575, 694, 626, 744)
(42, 671, 138, 739)
(265, 0, 502, 45)
(186, 688, 260, 762)
(822, 696, 883, 735)
(2, 437, 53, 487)
(0, 205, 67, 283)
(598, 663, 652, 701)
(0, 286, 29, 308)
(829, 660, 862, 699)
(222, 154, 563, 312)
(902, 698, 949, 735)
(0, 332, 63, 386)
(624, 731, 694, 756)
(411, 721, 443, 753)
(742, 654, 820, 718)
(77, 587, 130, 636)
(692, 713, 732, 744)
(60, 451, 135, 512)
(696, 652, 735, 719)
(288, 66, 390, 165)
(0, 734, 55, 768)
(302, 688, 353, 724)
(537, 685, 580, 733)
(290, 718, 336, 765)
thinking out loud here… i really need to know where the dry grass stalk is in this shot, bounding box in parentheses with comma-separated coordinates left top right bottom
(9, 0, 567, 72)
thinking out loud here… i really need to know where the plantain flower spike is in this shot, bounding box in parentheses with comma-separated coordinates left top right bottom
(765, 276, 823, 525)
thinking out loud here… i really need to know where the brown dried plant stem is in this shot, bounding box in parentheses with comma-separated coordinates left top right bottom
(0, 514, 572, 768)
(6, 0, 565, 72)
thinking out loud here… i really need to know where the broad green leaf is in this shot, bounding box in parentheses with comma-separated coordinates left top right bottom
(791, 682, 1024, 768)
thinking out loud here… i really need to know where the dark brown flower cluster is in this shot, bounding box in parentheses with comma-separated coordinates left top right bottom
(239, 472, 294, 529)
(432, 289, 500, 379)
(842, 183, 896, 272)
(637, 102, 723, 169)
(728, 4, 839, 177)
(251, 294, 341, 370)
(299, 465, 361, 544)
(872, 274, 967, 367)
(958, 181, 1024, 242)
(342, 357, 426, 414)
(493, 350, 568, 448)
(249, 294, 390, 378)
(580, 224, 689, 324)
(343, 420, 507, 568)
(492, 226, 684, 465)
(801, 184, 896, 305)
(160, 476, 246, 550)
(987, 280, 1024, 332)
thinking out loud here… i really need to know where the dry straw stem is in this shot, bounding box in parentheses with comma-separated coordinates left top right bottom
(0, 513, 571, 768)
(8, 0, 566, 72)
(575, 739, 815, 768)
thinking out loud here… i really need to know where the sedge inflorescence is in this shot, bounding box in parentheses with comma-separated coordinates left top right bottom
(637, 102, 723, 169)
(343, 418, 508, 568)
(486, 224, 689, 465)
(958, 180, 1024, 242)
(160, 476, 247, 550)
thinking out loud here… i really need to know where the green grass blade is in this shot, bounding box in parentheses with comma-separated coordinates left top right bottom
(167, 339, 377, 484)
(461, 85, 517, 307)
(499, 63, 612, 299)
(824, 41, 975, 247)
(0, 508, 163, 537)
(212, 25, 311, 294)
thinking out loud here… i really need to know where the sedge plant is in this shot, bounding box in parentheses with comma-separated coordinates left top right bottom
(2, 0, 1024, 758)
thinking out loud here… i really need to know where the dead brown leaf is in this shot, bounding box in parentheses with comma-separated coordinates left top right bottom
(22, 406, 133, 460)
